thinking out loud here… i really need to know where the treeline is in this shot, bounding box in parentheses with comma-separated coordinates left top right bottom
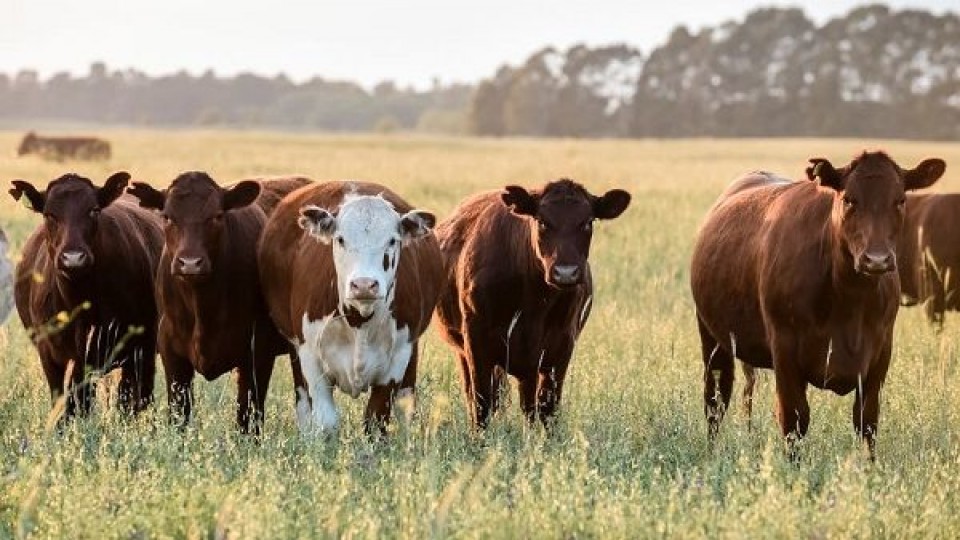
(0, 64, 471, 133)
(2, 4, 959, 139)
(471, 5, 960, 139)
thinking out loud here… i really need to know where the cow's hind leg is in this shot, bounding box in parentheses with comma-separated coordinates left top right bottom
(118, 338, 156, 415)
(699, 316, 734, 440)
(741, 362, 757, 430)
(237, 351, 276, 436)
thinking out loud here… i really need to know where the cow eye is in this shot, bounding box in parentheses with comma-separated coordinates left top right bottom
(842, 196, 856, 210)
(537, 220, 548, 232)
(89, 208, 100, 218)
(896, 198, 906, 209)
(388, 238, 397, 248)
(336, 236, 345, 247)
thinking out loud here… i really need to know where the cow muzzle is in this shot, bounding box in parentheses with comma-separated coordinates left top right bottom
(549, 264, 582, 287)
(174, 256, 211, 277)
(57, 249, 93, 272)
(857, 250, 896, 275)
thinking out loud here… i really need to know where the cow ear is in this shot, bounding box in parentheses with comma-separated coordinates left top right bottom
(806, 158, 845, 191)
(399, 210, 436, 241)
(223, 180, 261, 211)
(501, 185, 538, 216)
(593, 189, 631, 220)
(298, 205, 337, 243)
(127, 181, 166, 210)
(9, 180, 45, 212)
(98, 171, 130, 208)
(903, 158, 945, 191)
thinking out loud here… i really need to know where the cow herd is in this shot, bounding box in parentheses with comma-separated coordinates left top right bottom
(3, 148, 957, 460)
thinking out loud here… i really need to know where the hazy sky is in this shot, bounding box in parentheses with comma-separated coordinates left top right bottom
(4, 1, 957, 89)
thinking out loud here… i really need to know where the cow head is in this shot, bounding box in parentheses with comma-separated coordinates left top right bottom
(807, 152, 944, 275)
(17, 132, 37, 156)
(9, 172, 130, 276)
(128, 172, 260, 279)
(298, 194, 435, 318)
(501, 179, 630, 288)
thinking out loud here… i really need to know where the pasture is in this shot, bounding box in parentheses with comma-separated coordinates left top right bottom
(2, 130, 960, 538)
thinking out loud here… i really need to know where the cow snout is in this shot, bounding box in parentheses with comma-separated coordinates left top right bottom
(176, 256, 208, 276)
(551, 264, 581, 285)
(349, 277, 380, 300)
(858, 251, 896, 275)
(59, 250, 90, 269)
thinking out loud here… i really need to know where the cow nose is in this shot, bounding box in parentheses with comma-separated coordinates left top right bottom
(551, 265, 581, 284)
(860, 251, 895, 274)
(60, 250, 88, 268)
(349, 278, 380, 299)
(177, 256, 205, 274)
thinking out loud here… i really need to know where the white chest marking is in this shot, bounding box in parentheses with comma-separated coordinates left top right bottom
(294, 310, 412, 433)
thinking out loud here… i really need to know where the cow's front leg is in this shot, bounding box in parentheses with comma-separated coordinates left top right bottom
(854, 342, 891, 461)
(297, 345, 339, 434)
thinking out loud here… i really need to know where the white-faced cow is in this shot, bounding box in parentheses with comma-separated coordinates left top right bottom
(258, 181, 443, 434)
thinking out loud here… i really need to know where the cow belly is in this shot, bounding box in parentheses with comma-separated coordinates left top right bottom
(295, 313, 411, 433)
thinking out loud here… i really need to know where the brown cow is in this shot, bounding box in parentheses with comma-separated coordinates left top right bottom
(258, 181, 442, 434)
(18, 132, 111, 161)
(434, 179, 631, 428)
(897, 193, 960, 328)
(10, 172, 163, 418)
(127, 172, 311, 434)
(691, 152, 945, 459)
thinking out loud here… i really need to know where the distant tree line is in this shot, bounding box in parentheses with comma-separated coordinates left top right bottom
(471, 5, 960, 139)
(2, 5, 958, 139)
(0, 64, 471, 133)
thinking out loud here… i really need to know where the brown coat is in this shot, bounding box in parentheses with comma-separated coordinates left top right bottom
(897, 192, 960, 327)
(259, 181, 443, 433)
(434, 179, 630, 428)
(690, 152, 944, 459)
(127, 173, 311, 433)
(10, 172, 163, 418)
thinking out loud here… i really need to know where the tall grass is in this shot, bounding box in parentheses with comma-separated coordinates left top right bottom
(2, 130, 960, 537)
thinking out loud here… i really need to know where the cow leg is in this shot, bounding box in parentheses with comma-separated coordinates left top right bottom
(456, 353, 475, 418)
(924, 269, 946, 330)
(518, 375, 538, 422)
(853, 344, 891, 462)
(162, 353, 195, 429)
(741, 362, 757, 431)
(364, 345, 419, 435)
(771, 333, 809, 461)
(297, 345, 339, 433)
(39, 353, 68, 419)
(237, 352, 276, 436)
(118, 339, 156, 415)
(289, 346, 311, 420)
(536, 361, 569, 426)
(699, 316, 734, 440)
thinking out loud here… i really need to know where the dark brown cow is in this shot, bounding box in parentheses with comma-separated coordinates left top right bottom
(10, 172, 163, 418)
(127, 173, 311, 434)
(259, 181, 442, 434)
(434, 179, 631, 428)
(897, 193, 960, 327)
(691, 152, 945, 459)
(18, 132, 111, 161)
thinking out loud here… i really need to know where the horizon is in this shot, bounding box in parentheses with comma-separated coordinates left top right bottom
(4, 0, 957, 91)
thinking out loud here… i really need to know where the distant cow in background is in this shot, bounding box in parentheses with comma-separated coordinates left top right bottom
(18, 132, 111, 161)
(434, 179, 631, 428)
(259, 181, 443, 434)
(128, 173, 311, 434)
(898, 193, 960, 328)
(10, 172, 163, 418)
(0, 226, 13, 324)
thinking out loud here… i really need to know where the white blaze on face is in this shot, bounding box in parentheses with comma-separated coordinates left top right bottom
(299, 194, 435, 317)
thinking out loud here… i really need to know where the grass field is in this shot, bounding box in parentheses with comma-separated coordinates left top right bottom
(2, 130, 960, 538)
